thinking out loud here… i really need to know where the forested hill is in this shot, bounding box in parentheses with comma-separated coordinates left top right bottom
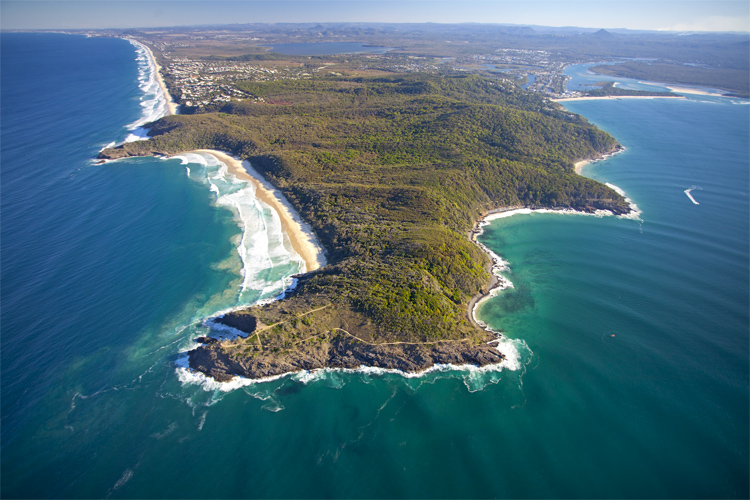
(101, 73, 628, 378)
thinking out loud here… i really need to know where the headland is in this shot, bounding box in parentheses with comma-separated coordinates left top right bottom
(99, 63, 633, 383)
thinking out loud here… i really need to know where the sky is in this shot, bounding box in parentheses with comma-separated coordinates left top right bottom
(2, 0, 749, 32)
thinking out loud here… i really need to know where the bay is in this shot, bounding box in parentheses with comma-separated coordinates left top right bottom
(476, 95, 749, 497)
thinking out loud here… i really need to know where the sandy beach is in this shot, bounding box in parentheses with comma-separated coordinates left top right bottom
(574, 159, 589, 174)
(552, 95, 683, 102)
(140, 43, 179, 115)
(573, 145, 627, 175)
(665, 85, 726, 97)
(189, 149, 326, 273)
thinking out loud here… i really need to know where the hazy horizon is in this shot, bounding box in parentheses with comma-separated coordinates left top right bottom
(2, 0, 748, 33)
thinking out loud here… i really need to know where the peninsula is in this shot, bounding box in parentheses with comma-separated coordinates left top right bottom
(100, 69, 629, 381)
(103, 22, 738, 382)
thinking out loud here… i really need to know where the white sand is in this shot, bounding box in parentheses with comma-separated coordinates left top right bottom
(552, 95, 683, 102)
(189, 149, 326, 273)
(574, 160, 589, 174)
(665, 86, 725, 97)
(140, 43, 178, 115)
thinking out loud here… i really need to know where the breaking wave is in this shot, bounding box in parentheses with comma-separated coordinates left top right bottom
(168, 152, 304, 304)
(175, 334, 532, 395)
(122, 39, 171, 144)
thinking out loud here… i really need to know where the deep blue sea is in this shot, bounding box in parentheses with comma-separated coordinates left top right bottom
(1, 34, 748, 498)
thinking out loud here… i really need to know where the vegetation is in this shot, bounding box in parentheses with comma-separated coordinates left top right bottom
(583, 81, 676, 98)
(101, 72, 627, 348)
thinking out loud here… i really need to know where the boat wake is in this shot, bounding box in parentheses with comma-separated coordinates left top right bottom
(684, 185, 702, 205)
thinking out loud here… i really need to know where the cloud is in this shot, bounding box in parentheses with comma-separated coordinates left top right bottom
(661, 15, 750, 32)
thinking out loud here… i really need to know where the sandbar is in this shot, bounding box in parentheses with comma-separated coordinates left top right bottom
(188, 149, 326, 273)
(665, 86, 726, 97)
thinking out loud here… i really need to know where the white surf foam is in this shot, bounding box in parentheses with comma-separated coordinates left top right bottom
(121, 39, 171, 143)
(169, 153, 209, 167)
(470, 239, 516, 325)
(200, 317, 249, 341)
(113, 469, 134, 490)
(484, 206, 612, 222)
(175, 333, 530, 394)
(242, 160, 328, 271)
(98, 39, 171, 151)
(171, 151, 307, 302)
(175, 353, 290, 392)
(605, 182, 642, 220)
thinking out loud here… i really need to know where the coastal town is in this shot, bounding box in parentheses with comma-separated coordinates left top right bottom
(120, 30, 587, 111)
(164, 56, 295, 108)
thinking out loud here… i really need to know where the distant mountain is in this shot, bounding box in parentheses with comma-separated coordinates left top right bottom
(591, 28, 615, 38)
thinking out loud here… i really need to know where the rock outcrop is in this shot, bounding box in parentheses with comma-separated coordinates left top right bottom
(187, 337, 505, 382)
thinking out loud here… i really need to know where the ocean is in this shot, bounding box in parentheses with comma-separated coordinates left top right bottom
(1, 33, 747, 498)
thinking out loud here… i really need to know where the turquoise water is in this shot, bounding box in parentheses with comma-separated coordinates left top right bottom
(1, 34, 747, 498)
(476, 96, 748, 497)
(564, 62, 731, 95)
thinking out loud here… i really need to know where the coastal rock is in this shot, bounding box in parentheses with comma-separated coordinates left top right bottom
(215, 313, 257, 334)
(187, 337, 505, 382)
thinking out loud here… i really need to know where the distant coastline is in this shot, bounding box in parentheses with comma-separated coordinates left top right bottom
(552, 83, 730, 103)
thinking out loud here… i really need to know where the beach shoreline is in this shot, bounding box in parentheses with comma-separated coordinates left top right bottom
(128, 39, 178, 116)
(124, 43, 328, 287)
(467, 145, 636, 328)
(573, 145, 626, 174)
(141, 43, 178, 115)
(187, 149, 326, 273)
(467, 210, 519, 332)
(552, 95, 684, 103)
(665, 85, 727, 97)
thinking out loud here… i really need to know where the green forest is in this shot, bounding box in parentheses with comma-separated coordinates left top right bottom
(101, 72, 628, 350)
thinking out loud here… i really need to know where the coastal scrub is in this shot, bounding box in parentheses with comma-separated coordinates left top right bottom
(100, 73, 629, 379)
